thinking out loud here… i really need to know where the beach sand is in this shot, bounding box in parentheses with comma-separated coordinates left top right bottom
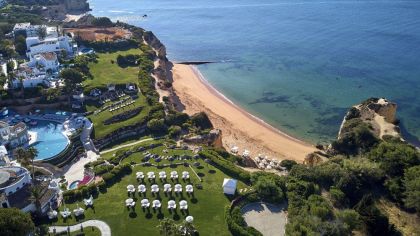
(171, 64, 317, 162)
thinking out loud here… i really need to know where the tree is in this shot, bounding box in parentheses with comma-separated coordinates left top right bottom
(279, 159, 297, 171)
(37, 26, 47, 40)
(304, 153, 323, 167)
(254, 175, 284, 202)
(336, 209, 361, 232)
(60, 68, 84, 102)
(147, 118, 167, 133)
(403, 165, 420, 212)
(0, 208, 35, 236)
(27, 147, 38, 179)
(30, 185, 43, 215)
(179, 221, 197, 236)
(157, 218, 177, 236)
(168, 125, 182, 138)
(15, 147, 30, 168)
(14, 35, 27, 56)
(191, 112, 212, 130)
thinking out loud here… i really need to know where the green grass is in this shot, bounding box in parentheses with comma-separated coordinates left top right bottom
(87, 95, 150, 139)
(83, 49, 143, 91)
(49, 145, 247, 236)
(69, 227, 101, 236)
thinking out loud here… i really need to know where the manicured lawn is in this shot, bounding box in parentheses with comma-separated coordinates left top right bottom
(50, 145, 246, 235)
(69, 227, 101, 236)
(83, 49, 143, 91)
(86, 94, 151, 139)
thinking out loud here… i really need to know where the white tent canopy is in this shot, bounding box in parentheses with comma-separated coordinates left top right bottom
(222, 178, 237, 195)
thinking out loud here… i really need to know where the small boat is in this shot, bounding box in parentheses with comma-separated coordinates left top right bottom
(30, 120, 38, 126)
(24, 118, 31, 123)
(143, 14, 148, 18)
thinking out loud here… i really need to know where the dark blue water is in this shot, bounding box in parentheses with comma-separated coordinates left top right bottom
(89, 0, 420, 144)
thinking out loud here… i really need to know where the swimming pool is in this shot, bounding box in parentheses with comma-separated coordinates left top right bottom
(29, 120, 70, 161)
(69, 180, 80, 190)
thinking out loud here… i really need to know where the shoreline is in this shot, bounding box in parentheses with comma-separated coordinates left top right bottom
(171, 63, 316, 162)
(189, 66, 310, 146)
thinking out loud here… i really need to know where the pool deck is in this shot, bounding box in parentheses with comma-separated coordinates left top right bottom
(61, 150, 99, 189)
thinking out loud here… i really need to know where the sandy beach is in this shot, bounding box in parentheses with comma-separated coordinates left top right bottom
(171, 64, 317, 162)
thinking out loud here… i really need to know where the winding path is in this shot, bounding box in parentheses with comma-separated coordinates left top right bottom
(49, 220, 111, 236)
(99, 137, 158, 155)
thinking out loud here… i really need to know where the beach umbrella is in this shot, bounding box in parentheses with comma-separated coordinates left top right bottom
(186, 216, 194, 223)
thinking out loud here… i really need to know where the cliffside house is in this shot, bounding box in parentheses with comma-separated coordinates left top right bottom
(28, 52, 60, 73)
(0, 166, 58, 213)
(26, 35, 76, 60)
(13, 23, 40, 38)
(0, 121, 29, 149)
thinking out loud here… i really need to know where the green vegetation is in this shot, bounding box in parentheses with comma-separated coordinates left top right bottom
(83, 49, 143, 92)
(50, 142, 248, 236)
(0, 208, 35, 236)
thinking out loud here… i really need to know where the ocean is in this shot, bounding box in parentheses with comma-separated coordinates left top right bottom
(89, 0, 420, 144)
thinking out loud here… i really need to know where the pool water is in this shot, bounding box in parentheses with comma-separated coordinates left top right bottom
(29, 120, 69, 161)
(69, 180, 80, 190)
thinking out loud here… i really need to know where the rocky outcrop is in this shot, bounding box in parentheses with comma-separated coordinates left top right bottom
(64, 0, 90, 12)
(183, 129, 223, 147)
(143, 31, 167, 60)
(338, 98, 401, 140)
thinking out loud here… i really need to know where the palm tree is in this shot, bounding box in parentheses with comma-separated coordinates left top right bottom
(29, 185, 43, 215)
(27, 147, 38, 179)
(157, 218, 177, 236)
(15, 147, 30, 168)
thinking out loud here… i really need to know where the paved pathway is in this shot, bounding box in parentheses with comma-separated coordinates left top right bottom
(49, 220, 111, 236)
(100, 137, 157, 154)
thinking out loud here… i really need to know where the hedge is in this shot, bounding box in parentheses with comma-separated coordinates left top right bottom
(225, 206, 263, 236)
(199, 150, 251, 184)
(103, 163, 132, 186)
(93, 164, 114, 175)
(63, 183, 98, 203)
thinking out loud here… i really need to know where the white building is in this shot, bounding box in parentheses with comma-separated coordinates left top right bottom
(0, 166, 58, 213)
(28, 52, 60, 72)
(26, 35, 75, 60)
(0, 121, 29, 148)
(222, 178, 237, 195)
(13, 23, 40, 38)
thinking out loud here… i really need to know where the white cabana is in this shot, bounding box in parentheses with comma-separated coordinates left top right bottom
(151, 184, 160, 193)
(83, 195, 94, 207)
(168, 200, 176, 209)
(47, 209, 58, 219)
(127, 184, 135, 193)
(185, 185, 194, 193)
(170, 171, 178, 179)
(60, 208, 71, 218)
(152, 200, 162, 209)
(186, 216, 194, 223)
(164, 183, 172, 193)
(231, 146, 239, 153)
(147, 172, 156, 180)
(136, 172, 145, 180)
(179, 200, 188, 210)
(138, 184, 147, 193)
(125, 198, 135, 207)
(182, 171, 190, 180)
(242, 150, 250, 158)
(141, 199, 150, 208)
(73, 204, 85, 217)
(174, 184, 183, 193)
(159, 171, 167, 179)
(222, 178, 237, 195)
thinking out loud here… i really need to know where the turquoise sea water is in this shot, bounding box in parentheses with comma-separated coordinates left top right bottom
(89, 0, 420, 144)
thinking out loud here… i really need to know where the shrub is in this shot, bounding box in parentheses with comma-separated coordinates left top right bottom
(225, 206, 263, 236)
(191, 112, 212, 130)
(93, 164, 114, 175)
(199, 150, 251, 184)
(280, 159, 297, 171)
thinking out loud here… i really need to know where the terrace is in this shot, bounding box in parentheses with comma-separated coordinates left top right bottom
(47, 141, 247, 235)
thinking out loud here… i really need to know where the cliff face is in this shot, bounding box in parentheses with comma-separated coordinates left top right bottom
(64, 0, 90, 12)
(143, 31, 167, 60)
(183, 129, 223, 147)
(338, 98, 401, 140)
